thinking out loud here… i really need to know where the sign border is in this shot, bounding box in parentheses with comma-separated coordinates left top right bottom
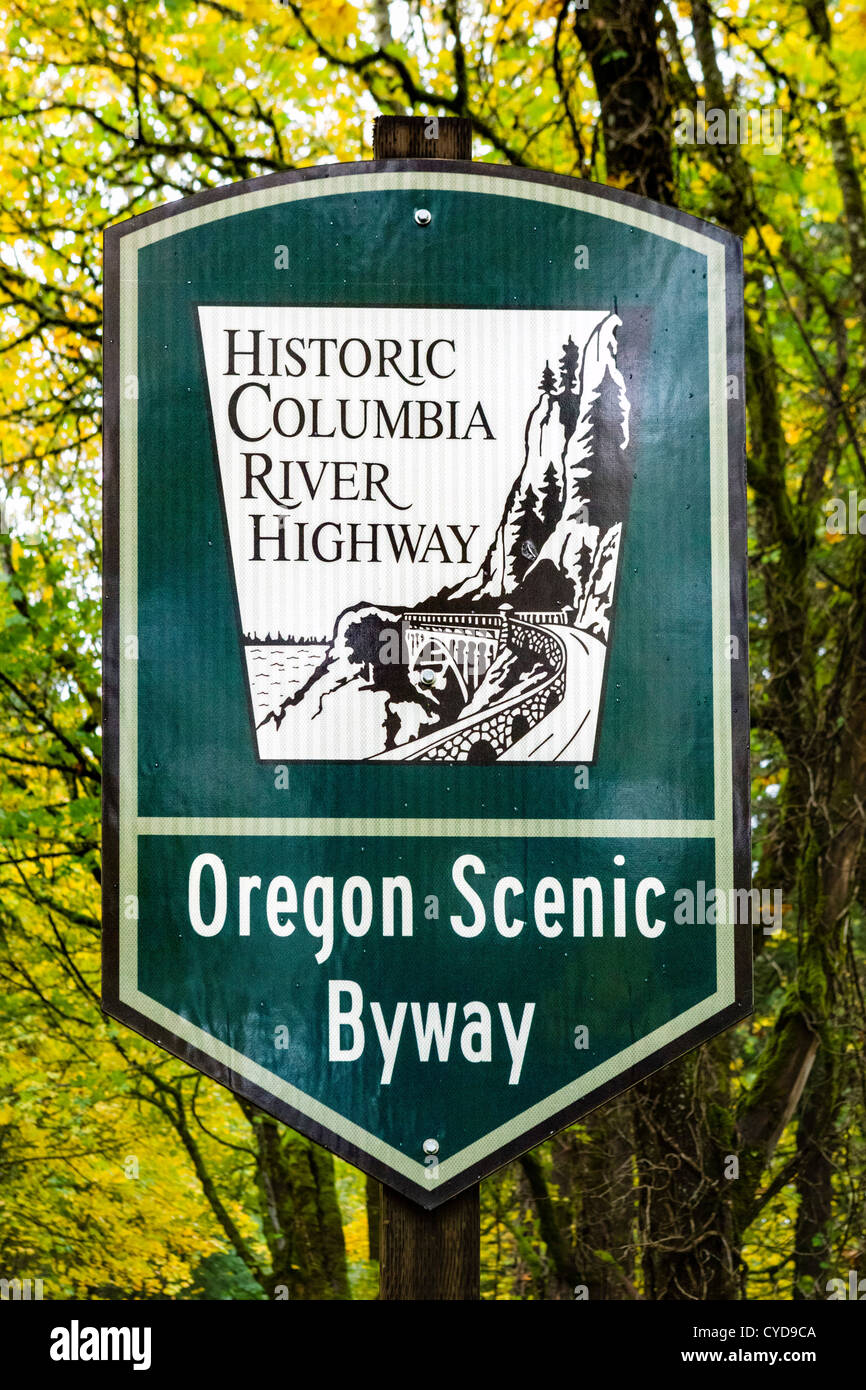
(103, 161, 751, 1209)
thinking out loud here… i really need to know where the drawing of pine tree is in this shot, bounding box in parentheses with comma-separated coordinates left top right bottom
(557, 335, 582, 446)
(508, 483, 544, 581)
(583, 363, 631, 538)
(539, 458, 563, 534)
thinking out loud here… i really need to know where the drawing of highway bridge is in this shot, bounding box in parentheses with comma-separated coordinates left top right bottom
(374, 609, 604, 764)
(402, 612, 503, 697)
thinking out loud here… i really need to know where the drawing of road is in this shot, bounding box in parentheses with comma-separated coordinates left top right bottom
(371, 619, 607, 764)
(498, 625, 607, 762)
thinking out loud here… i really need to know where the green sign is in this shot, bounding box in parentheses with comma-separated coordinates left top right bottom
(103, 163, 751, 1206)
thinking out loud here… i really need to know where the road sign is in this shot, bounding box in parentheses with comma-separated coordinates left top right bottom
(103, 163, 750, 1208)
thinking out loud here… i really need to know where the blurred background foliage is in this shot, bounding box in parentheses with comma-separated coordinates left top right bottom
(1, 0, 865, 1298)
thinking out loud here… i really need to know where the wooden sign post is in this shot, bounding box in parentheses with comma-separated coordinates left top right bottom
(373, 114, 472, 161)
(374, 113, 480, 1302)
(381, 1181, 480, 1300)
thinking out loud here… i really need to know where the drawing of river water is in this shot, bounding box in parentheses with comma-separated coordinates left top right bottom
(244, 643, 329, 725)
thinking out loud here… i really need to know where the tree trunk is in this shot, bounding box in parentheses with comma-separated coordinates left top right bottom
(250, 1114, 351, 1300)
(793, 1046, 840, 1299)
(366, 1174, 381, 1263)
(573, 0, 674, 203)
(633, 1043, 739, 1300)
(574, 1103, 638, 1299)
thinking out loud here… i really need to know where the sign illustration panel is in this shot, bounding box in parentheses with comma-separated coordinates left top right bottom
(199, 305, 631, 764)
(103, 164, 751, 1207)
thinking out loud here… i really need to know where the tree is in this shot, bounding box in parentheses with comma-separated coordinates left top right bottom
(508, 483, 544, 582)
(539, 362, 556, 396)
(539, 460, 563, 534)
(580, 366, 631, 540)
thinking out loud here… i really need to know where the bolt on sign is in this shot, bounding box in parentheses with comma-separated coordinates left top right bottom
(103, 163, 751, 1207)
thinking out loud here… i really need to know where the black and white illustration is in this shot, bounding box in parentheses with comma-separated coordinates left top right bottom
(199, 305, 634, 763)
